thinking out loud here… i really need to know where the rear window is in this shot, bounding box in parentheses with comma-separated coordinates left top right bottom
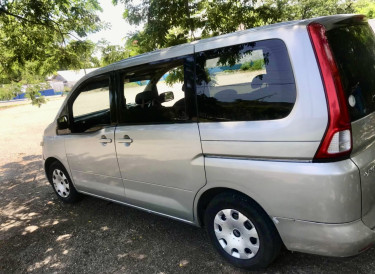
(327, 21, 375, 121)
(195, 39, 296, 122)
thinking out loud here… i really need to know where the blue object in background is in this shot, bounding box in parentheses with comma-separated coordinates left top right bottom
(11, 89, 62, 100)
(136, 80, 150, 86)
(208, 64, 242, 74)
(40, 89, 55, 96)
(13, 93, 26, 99)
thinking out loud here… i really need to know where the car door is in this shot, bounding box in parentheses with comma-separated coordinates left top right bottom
(64, 74, 125, 201)
(114, 56, 206, 221)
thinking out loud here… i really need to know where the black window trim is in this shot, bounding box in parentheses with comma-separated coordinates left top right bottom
(57, 72, 116, 135)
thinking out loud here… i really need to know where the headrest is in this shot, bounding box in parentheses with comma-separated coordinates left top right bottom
(251, 74, 267, 89)
(135, 91, 155, 105)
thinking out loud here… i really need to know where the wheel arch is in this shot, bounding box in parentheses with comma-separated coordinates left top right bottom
(44, 157, 59, 175)
(196, 187, 272, 228)
(44, 156, 73, 184)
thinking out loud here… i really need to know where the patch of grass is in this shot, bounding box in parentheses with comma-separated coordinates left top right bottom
(240, 59, 264, 71)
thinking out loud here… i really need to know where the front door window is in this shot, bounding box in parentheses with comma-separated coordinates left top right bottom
(71, 76, 111, 133)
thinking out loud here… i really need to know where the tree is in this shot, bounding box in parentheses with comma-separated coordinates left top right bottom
(0, 82, 21, 101)
(98, 40, 131, 66)
(0, 0, 103, 104)
(263, 0, 356, 22)
(0, 0, 104, 82)
(114, 0, 360, 54)
(355, 0, 375, 18)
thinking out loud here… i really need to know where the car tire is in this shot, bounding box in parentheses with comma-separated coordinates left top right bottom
(48, 161, 82, 203)
(204, 192, 281, 269)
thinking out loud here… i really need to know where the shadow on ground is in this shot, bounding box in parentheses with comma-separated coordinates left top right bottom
(1, 156, 375, 273)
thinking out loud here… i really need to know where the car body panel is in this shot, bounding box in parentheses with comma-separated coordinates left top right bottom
(196, 24, 328, 162)
(42, 120, 73, 180)
(201, 140, 320, 160)
(115, 123, 206, 221)
(199, 156, 361, 223)
(351, 111, 375, 229)
(275, 217, 375, 257)
(64, 127, 125, 201)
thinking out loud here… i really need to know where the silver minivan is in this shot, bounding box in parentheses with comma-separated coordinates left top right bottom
(42, 14, 375, 269)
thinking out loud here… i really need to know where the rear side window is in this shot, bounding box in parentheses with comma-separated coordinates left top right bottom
(195, 39, 296, 122)
(327, 22, 375, 121)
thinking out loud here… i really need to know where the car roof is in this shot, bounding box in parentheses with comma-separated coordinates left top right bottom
(75, 14, 361, 87)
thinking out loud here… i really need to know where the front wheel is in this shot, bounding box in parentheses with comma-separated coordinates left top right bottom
(204, 192, 281, 269)
(48, 161, 82, 203)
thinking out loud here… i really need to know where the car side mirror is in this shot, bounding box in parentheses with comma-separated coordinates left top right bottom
(57, 115, 69, 130)
(159, 91, 174, 103)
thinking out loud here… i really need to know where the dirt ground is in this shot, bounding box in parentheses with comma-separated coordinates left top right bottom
(1, 97, 375, 273)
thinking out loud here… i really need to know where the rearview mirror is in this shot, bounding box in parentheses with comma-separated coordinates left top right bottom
(57, 115, 69, 130)
(159, 91, 174, 103)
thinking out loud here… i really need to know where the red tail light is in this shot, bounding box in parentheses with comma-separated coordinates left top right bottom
(307, 23, 352, 161)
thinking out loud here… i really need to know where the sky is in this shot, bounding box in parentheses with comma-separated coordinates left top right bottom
(85, 0, 143, 46)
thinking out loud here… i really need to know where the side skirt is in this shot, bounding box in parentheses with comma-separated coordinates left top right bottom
(78, 190, 199, 226)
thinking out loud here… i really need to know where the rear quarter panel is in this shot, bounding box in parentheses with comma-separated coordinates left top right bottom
(194, 25, 362, 224)
(351, 112, 375, 229)
(196, 157, 361, 223)
(195, 24, 328, 160)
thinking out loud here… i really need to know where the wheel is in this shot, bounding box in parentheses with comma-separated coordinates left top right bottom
(204, 192, 281, 269)
(48, 161, 82, 203)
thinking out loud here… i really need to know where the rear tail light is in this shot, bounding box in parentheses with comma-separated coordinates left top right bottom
(327, 130, 351, 154)
(307, 23, 352, 161)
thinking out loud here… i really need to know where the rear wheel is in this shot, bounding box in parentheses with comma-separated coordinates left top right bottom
(48, 161, 82, 203)
(204, 192, 281, 269)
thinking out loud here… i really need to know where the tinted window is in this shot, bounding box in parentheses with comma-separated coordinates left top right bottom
(327, 22, 375, 121)
(195, 39, 296, 122)
(120, 59, 190, 124)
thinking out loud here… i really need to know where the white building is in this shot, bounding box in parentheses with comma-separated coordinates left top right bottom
(48, 68, 98, 91)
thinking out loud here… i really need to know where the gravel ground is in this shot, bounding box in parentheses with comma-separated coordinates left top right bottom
(1, 98, 375, 273)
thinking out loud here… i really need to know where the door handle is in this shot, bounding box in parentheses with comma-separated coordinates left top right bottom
(117, 135, 133, 144)
(99, 135, 112, 144)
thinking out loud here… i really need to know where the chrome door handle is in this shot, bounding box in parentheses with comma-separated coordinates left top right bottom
(99, 135, 112, 144)
(118, 135, 133, 144)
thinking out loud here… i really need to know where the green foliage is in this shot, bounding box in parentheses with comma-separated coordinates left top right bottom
(165, 67, 184, 86)
(114, 0, 359, 55)
(64, 86, 72, 94)
(262, 0, 355, 22)
(0, 75, 49, 107)
(25, 83, 48, 108)
(21, 73, 49, 107)
(355, 0, 375, 18)
(0, 0, 104, 105)
(0, 0, 103, 80)
(240, 59, 265, 71)
(98, 40, 131, 66)
(113, 0, 375, 87)
(0, 82, 22, 101)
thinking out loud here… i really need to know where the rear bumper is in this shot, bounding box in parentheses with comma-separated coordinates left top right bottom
(275, 217, 375, 257)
